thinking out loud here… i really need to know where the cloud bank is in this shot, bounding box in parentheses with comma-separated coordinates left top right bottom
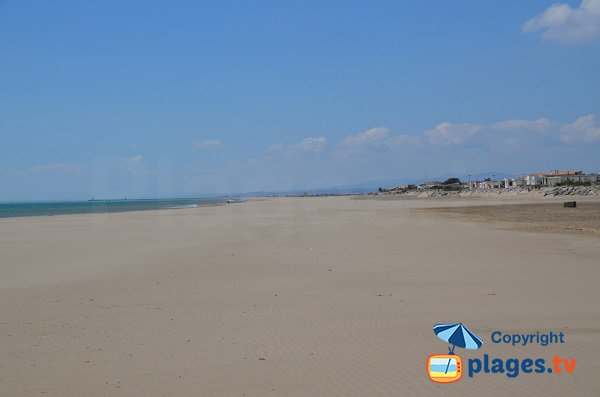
(295, 137, 326, 153)
(342, 127, 389, 147)
(523, 0, 600, 42)
(338, 127, 419, 155)
(424, 122, 480, 145)
(415, 115, 600, 148)
(267, 137, 326, 156)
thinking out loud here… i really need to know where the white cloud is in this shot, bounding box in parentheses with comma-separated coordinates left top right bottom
(123, 155, 144, 164)
(424, 122, 481, 145)
(560, 114, 600, 142)
(336, 127, 420, 156)
(256, 115, 599, 174)
(492, 118, 554, 133)
(422, 114, 600, 147)
(30, 163, 86, 174)
(194, 139, 223, 148)
(523, 0, 600, 42)
(267, 143, 285, 153)
(295, 137, 326, 153)
(337, 116, 598, 152)
(268, 137, 326, 155)
(342, 127, 389, 147)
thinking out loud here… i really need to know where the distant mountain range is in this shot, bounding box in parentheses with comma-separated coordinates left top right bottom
(236, 171, 516, 196)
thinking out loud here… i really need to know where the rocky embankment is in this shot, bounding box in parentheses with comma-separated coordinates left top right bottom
(541, 185, 598, 196)
(378, 185, 600, 198)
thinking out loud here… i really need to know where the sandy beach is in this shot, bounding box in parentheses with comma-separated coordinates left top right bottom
(1, 196, 599, 396)
(417, 201, 600, 236)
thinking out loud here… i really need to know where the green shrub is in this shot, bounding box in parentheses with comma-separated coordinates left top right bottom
(556, 180, 592, 186)
(442, 177, 461, 185)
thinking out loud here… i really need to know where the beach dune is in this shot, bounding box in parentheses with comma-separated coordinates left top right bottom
(1, 197, 599, 396)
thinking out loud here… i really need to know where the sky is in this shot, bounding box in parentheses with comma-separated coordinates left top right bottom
(1, 0, 599, 200)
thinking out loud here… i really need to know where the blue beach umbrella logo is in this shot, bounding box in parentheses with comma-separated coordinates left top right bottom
(433, 323, 483, 354)
(427, 323, 483, 382)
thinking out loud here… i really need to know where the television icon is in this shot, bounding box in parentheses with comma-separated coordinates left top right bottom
(427, 354, 462, 383)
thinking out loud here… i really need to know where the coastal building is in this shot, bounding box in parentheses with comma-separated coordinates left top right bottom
(571, 173, 600, 184)
(475, 180, 496, 189)
(451, 170, 595, 191)
(525, 173, 545, 186)
(503, 178, 522, 188)
(524, 170, 593, 186)
(541, 170, 582, 186)
(544, 172, 600, 186)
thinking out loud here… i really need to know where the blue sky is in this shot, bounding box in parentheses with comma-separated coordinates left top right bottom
(1, 0, 599, 200)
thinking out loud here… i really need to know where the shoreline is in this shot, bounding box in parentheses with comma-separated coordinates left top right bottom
(0, 198, 237, 220)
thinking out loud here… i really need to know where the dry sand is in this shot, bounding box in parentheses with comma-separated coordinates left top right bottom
(1, 196, 599, 396)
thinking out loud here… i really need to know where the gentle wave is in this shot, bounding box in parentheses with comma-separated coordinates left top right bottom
(169, 204, 199, 209)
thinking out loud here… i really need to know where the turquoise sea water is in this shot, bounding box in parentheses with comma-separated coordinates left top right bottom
(0, 198, 235, 218)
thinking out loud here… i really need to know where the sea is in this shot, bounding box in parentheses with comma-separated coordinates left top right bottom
(0, 198, 238, 218)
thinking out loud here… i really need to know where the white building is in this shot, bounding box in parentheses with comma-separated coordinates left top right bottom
(525, 173, 545, 186)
